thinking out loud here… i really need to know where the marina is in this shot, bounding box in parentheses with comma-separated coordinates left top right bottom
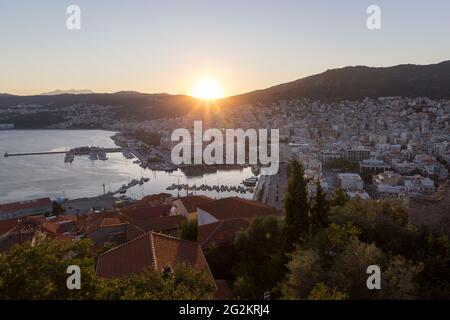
(0, 130, 255, 203)
(166, 182, 255, 194)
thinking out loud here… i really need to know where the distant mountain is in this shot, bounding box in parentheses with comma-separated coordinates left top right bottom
(1, 60, 449, 124)
(41, 89, 95, 95)
(0, 91, 199, 121)
(223, 60, 450, 104)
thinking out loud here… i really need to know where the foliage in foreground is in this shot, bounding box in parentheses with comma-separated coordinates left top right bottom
(0, 239, 214, 300)
(230, 160, 450, 300)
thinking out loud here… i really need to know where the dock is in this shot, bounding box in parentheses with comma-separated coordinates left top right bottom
(4, 151, 67, 157)
(4, 147, 123, 163)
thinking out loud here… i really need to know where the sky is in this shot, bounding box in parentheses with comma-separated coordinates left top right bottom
(1, 0, 450, 97)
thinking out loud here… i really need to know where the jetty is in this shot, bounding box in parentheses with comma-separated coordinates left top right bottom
(4, 147, 123, 164)
(4, 151, 67, 157)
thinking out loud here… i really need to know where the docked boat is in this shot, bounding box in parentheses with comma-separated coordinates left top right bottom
(251, 165, 261, 176)
(242, 177, 258, 187)
(119, 184, 127, 194)
(88, 151, 98, 160)
(98, 151, 108, 161)
(128, 179, 139, 187)
(64, 153, 74, 163)
(122, 149, 134, 159)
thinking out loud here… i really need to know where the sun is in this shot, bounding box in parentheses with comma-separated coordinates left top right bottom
(192, 78, 224, 100)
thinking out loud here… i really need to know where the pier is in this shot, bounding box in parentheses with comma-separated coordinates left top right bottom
(4, 151, 67, 157)
(4, 147, 123, 162)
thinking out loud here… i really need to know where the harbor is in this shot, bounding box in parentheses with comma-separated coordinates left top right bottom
(166, 176, 259, 194)
(4, 146, 123, 164)
(0, 130, 256, 203)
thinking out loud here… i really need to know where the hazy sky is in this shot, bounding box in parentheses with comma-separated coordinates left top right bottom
(1, 0, 449, 96)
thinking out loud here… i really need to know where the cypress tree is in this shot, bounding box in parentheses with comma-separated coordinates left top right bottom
(284, 159, 310, 252)
(180, 218, 198, 242)
(310, 181, 330, 234)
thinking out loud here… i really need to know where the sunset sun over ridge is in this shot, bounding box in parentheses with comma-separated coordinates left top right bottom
(191, 78, 224, 100)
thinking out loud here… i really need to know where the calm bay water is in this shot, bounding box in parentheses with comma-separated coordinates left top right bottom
(0, 130, 254, 203)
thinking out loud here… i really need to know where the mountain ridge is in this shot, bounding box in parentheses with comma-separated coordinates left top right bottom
(1, 60, 450, 110)
(222, 60, 450, 104)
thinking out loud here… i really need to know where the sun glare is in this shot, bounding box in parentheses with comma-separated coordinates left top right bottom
(192, 78, 224, 100)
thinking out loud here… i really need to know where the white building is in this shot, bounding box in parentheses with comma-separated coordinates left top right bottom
(337, 173, 364, 191)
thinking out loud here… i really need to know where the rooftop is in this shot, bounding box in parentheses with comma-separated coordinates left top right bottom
(197, 197, 281, 221)
(96, 231, 214, 282)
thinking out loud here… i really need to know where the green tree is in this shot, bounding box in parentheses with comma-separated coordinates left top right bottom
(330, 198, 416, 256)
(380, 255, 423, 300)
(100, 263, 215, 300)
(308, 283, 348, 300)
(284, 160, 310, 252)
(415, 234, 450, 299)
(330, 187, 349, 207)
(0, 239, 100, 299)
(232, 216, 285, 299)
(310, 182, 330, 234)
(281, 248, 323, 299)
(180, 218, 198, 242)
(0, 238, 215, 300)
(232, 276, 258, 300)
(52, 201, 66, 215)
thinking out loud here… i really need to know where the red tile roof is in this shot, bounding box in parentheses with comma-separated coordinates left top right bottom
(96, 232, 214, 283)
(0, 198, 52, 215)
(175, 195, 214, 213)
(198, 218, 249, 248)
(41, 220, 76, 235)
(197, 197, 281, 221)
(0, 218, 18, 236)
(120, 205, 172, 221)
(124, 193, 173, 209)
(125, 223, 146, 241)
(86, 217, 127, 235)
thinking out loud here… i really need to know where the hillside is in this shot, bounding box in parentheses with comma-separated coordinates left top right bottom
(223, 60, 450, 105)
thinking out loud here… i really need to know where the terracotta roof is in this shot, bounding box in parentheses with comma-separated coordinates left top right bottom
(120, 205, 172, 221)
(41, 220, 76, 235)
(0, 198, 52, 215)
(197, 197, 281, 221)
(96, 232, 214, 283)
(0, 218, 18, 236)
(176, 195, 214, 213)
(141, 193, 172, 203)
(86, 217, 127, 234)
(145, 215, 186, 233)
(27, 215, 47, 224)
(198, 218, 249, 248)
(124, 193, 173, 209)
(0, 215, 49, 236)
(125, 223, 146, 241)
